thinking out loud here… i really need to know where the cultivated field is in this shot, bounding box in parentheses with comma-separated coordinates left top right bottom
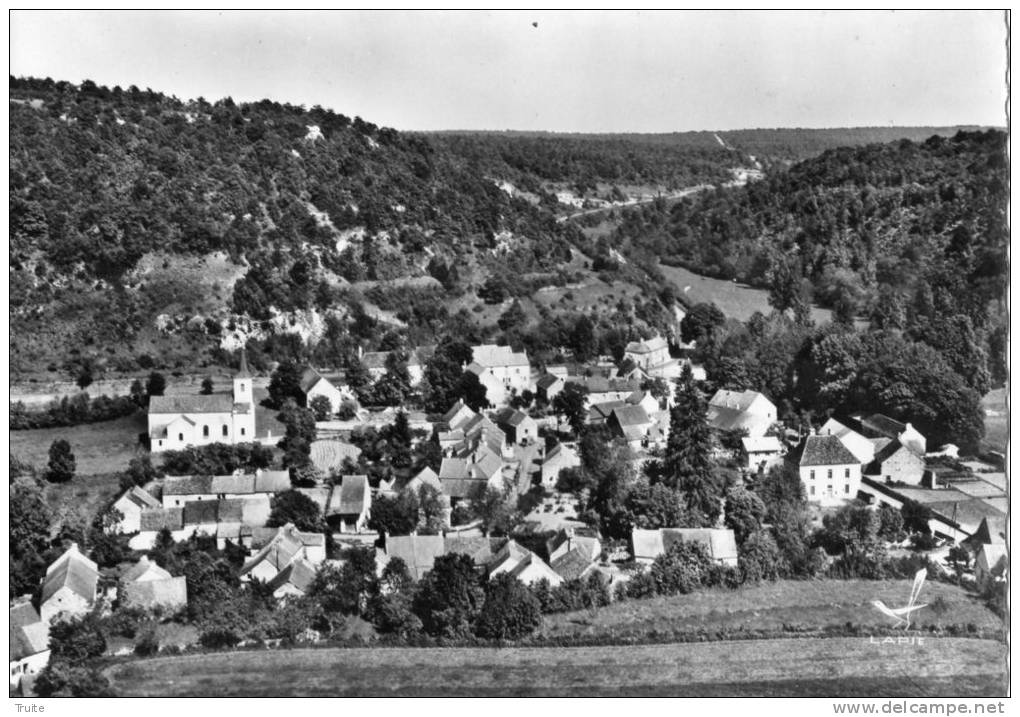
(540, 579, 1003, 639)
(10, 412, 147, 477)
(104, 637, 1006, 697)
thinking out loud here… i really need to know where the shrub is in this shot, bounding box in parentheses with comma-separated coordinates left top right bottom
(133, 627, 160, 656)
(650, 540, 711, 595)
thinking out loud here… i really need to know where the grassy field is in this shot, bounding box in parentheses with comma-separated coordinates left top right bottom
(104, 637, 1006, 697)
(659, 263, 835, 324)
(540, 579, 1002, 639)
(10, 411, 147, 476)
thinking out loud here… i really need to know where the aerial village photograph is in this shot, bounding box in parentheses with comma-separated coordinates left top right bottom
(7, 9, 1011, 706)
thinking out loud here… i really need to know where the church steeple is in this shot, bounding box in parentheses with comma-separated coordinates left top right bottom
(233, 349, 252, 404)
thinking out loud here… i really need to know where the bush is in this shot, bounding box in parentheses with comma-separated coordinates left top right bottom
(625, 571, 658, 599)
(474, 574, 543, 639)
(133, 627, 160, 656)
(650, 541, 712, 595)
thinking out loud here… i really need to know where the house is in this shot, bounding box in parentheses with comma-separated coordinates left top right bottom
(406, 347, 432, 387)
(183, 499, 222, 537)
(467, 344, 533, 406)
(380, 466, 444, 498)
(626, 389, 662, 416)
(819, 417, 875, 464)
(384, 535, 448, 580)
(267, 558, 319, 599)
(492, 407, 538, 445)
(148, 350, 256, 452)
(40, 543, 100, 623)
(706, 389, 778, 438)
(795, 434, 862, 506)
(974, 543, 1008, 591)
(568, 375, 642, 408)
(741, 435, 784, 474)
(161, 469, 291, 507)
(120, 556, 188, 612)
(361, 351, 392, 381)
(540, 442, 580, 488)
(109, 486, 162, 534)
(536, 372, 565, 402)
(327, 475, 372, 533)
(240, 523, 326, 585)
(300, 367, 353, 415)
(607, 405, 656, 449)
(865, 438, 926, 485)
(860, 414, 927, 455)
(441, 399, 477, 432)
(487, 540, 563, 587)
(128, 507, 187, 550)
(10, 598, 50, 692)
(623, 335, 683, 379)
(551, 548, 599, 582)
(965, 516, 1007, 549)
(439, 451, 503, 489)
(631, 528, 739, 566)
(547, 527, 602, 564)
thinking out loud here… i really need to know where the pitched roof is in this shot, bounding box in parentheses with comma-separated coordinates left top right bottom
(140, 507, 185, 531)
(121, 556, 173, 583)
(41, 546, 99, 605)
(148, 393, 236, 415)
(117, 486, 162, 510)
(492, 407, 531, 428)
(624, 335, 669, 354)
(568, 375, 640, 394)
(611, 405, 652, 427)
(123, 576, 188, 609)
(440, 478, 488, 499)
(235, 349, 253, 378)
(267, 558, 318, 595)
(863, 414, 907, 438)
(296, 487, 332, 513)
(536, 373, 562, 390)
(799, 435, 860, 466)
(241, 526, 308, 576)
(299, 366, 327, 393)
(741, 436, 783, 453)
(10, 600, 41, 630)
(10, 604, 49, 662)
(443, 535, 500, 566)
(871, 438, 924, 465)
(708, 389, 770, 412)
(472, 344, 530, 368)
(183, 500, 220, 525)
(329, 475, 369, 515)
(254, 470, 292, 493)
(551, 547, 595, 581)
(211, 473, 255, 495)
(361, 351, 391, 370)
(385, 535, 447, 580)
(662, 528, 738, 562)
(163, 475, 214, 496)
(218, 498, 245, 523)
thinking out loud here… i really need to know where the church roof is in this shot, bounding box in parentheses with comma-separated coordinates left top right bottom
(148, 393, 235, 415)
(236, 349, 253, 379)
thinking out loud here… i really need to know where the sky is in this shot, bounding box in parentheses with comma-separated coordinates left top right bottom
(9, 10, 1008, 132)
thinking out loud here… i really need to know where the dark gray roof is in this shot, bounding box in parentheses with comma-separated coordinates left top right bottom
(329, 475, 369, 515)
(148, 393, 236, 414)
(183, 500, 220, 525)
(799, 435, 860, 467)
(863, 414, 907, 439)
(163, 475, 215, 495)
(551, 547, 594, 581)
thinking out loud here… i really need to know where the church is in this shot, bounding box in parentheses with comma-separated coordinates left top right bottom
(148, 352, 257, 453)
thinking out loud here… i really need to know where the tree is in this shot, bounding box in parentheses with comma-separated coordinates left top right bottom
(268, 490, 324, 533)
(421, 337, 473, 413)
(625, 480, 690, 530)
(876, 503, 905, 541)
(145, 371, 167, 398)
(46, 439, 76, 483)
(124, 455, 160, 488)
(309, 394, 333, 421)
(342, 353, 372, 404)
(268, 360, 305, 409)
(738, 530, 781, 582)
(661, 365, 719, 523)
(309, 546, 378, 621)
(467, 483, 518, 536)
(412, 553, 485, 638)
(417, 484, 449, 533)
(455, 370, 489, 411)
(649, 540, 711, 595)
(724, 486, 767, 545)
(369, 492, 419, 536)
(900, 498, 934, 535)
(756, 462, 805, 522)
(820, 501, 887, 578)
(680, 302, 725, 345)
(474, 573, 542, 640)
(552, 382, 589, 435)
(129, 379, 146, 407)
(570, 315, 597, 362)
(277, 400, 316, 471)
(498, 299, 527, 333)
(200, 376, 215, 395)
(10, 480, 53, 598)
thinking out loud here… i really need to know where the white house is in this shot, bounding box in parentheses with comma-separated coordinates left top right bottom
(631, 528, 738, 566)
(40, 544, 100, 623)
(797, 434, 862, 506)
(119, 556, 188, 612)
(487, 540, 563, 587)
(110, 486, 162, 534)
(492, 407, 538, 445)
(10, 599, 50, 693)
(240, 523, 326, 587)
(860, 414, 927, 455)
(741, 435, 784, 474)
(975, 543, 1008, 591)
(148, 351, 256, 452)
(706, 389, 778, 438)
(624, 335, 676, 376)
(161, 469, 291, 508)
(467, 344, 532, 406)
(327, 474, 372, 533)
(540, 443, 580, 488)
(300, 367, 353, 415)
(819, 418, 875, 464)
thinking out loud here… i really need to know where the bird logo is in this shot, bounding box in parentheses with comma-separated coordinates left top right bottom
(872, 568, 929, 629)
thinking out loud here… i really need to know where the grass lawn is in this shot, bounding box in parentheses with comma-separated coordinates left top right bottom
(10, 411, 147, 477)
(540, 579, 1002, 639)
(104, 637, 1006, 697)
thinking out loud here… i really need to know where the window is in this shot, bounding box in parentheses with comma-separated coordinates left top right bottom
(845, 468, 851, 478)
(240, 427, 246, 436)
(845, 484, 850, 494)
(240, 382, 246, 392)
(827, 469, 833, 479)
(178, 433, 184, 442)
(809, 470, 815, 481)
(203, 425, 209, 437)
(810, 486, 815, 495)
(222, 425, 229, 437)
(827, 485, 833, 494)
